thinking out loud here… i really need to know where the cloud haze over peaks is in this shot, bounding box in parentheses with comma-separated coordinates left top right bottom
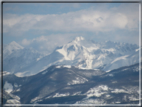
(3, 3, 140, 48)
(3, 3, 139, 36)
(20, 33, 81, 55)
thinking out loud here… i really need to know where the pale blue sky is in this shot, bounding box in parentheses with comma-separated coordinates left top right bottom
(3, 3, 121, 15)
(3, 2, 140, 53)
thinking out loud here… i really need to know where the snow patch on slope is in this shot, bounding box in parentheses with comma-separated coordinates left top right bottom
(4, 81, 13, 93)
(86, 85, 109, 98)
(53, 93, 70, 98)
(67, 77, 88, 85)
(56, 47, 70, 60)
(56, 66, 61, 68)
(63, 65, 71, 68)
(111, 89, 128, 93)
(111, 55, 129, 64)
(76, 98, 105, 104)
(72, 91, 82, 96)
(46, 93, 70, 99)
(3, 71, 10, 76)
(42, 70, 48, 75)
(106, 70, 111, 72)
(15, 71, 30, 77)
(6, 99, 21, 104)
(31, 97, 42, 103)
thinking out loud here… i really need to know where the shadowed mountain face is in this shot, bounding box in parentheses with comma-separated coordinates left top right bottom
(3, 63, 140, 104)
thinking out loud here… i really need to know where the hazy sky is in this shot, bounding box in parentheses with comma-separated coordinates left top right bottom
(3, 2, 140, 53)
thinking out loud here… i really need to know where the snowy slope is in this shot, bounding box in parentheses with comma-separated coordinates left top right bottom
(3, 41, 24, 58)
(104, 49, 139, 71)
(3, 37, 139, 76)
(15, 49, 64, 76)
(3, 41, 43, 74)
(3, 63, 140, 104)
(53, 37, 139, 71)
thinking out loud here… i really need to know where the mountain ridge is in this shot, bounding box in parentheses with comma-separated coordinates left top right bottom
(3, 63, 140, 104)
(3, 36, 139, 76)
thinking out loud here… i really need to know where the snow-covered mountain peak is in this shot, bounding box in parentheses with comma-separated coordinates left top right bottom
(54, 37, 139, 71)
(9, 41, 24, 49)
(74, 36, 84, 42)
(3, 37, 139, 77)
(70, 36, 99, 49)
(4, 41, 24, 55)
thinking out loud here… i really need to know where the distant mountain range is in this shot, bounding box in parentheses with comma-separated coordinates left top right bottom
(2, 36, 141, 105)
(3, 63, 140, 104)
(3, 36, 140, 76)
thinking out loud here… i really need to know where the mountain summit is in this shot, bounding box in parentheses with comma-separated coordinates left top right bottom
(4, 41, 24, 55)
(3, 41, 24, 59)
(74, 36, 84, 42)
